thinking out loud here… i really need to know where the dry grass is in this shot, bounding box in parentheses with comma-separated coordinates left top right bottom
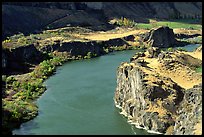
(158, 64, 202, 89)
(194, 122, 202, 135)
(145, 99, 168, 118)
(183, 51, 202, 60)
(77, 29, 148, 41)
(165, 125, 174, 135)
(144, 52, 202, 89)
(173, 28, 202, 35)
(167, 93, 177, 102)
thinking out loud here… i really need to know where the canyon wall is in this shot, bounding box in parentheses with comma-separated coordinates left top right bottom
(2, 34, 132, 75)
(2, 2, 202, 39)
(114, 50, 202, 135)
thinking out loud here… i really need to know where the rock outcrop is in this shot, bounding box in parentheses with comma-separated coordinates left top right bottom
(142, 26, 178, 48)
(2, 45, 46, 74)
(172, 84, 202, 135)
(114, 48, 202, 135)
(2, 33, 133, 75)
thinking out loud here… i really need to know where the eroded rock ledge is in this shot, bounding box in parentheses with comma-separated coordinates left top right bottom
(114, 47, 202, 135)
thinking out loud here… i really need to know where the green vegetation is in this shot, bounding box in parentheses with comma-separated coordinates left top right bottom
(115, 17, 137, 28)
(2, 28, 77, 50)
(136, 19, 202, 30)
(103, 47, 109, 53)
(2, 50, 72, 132)
(84, 52, 97, 59)
(167, 47, 174, 52)
(178, 36, 202, 44)
(2, 17, 202, 134)
(30, 51, 71, 79)
(195, 66, 202, 73)
(113, 17, 201, 30)
(2, 99, 38, 131)
(138, 21, 201, 30)
(176, 47, 188, 52)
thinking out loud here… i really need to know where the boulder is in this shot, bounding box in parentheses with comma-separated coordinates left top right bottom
(143, 26, 177, 48)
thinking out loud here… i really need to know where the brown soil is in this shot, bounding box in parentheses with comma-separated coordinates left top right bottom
(142, 50, 202, 90)
(72, 28, 148, 41)
(173, 28, 202, 35)
(182, 50, 202, 60)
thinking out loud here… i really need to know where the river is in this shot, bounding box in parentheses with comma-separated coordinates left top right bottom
(12, 44, 200, 135)
(13, 50, 153, 135)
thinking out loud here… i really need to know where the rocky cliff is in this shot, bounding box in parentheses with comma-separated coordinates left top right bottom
(2, 32, 134, 75)
(2, 45, 46, 74)
(114, 48, 202, 135)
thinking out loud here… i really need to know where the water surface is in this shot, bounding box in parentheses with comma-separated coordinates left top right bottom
(13, 44, 200, 135)
(13, 50, 151, 135)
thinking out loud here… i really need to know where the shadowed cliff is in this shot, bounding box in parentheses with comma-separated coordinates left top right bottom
(2, 2, 202, 39)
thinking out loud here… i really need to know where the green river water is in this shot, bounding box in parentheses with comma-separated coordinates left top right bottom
(12, 44, 200, 135)
(13, 50, 152, 135)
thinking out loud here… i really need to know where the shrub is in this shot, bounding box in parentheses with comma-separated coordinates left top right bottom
(6, 76, 16, 84)
(86, 52, 92, 59)
(116, 17, 137, 28)
(195, 66, 202, 73)
(167, 47, 174, 52)
(2, 39, 11, 43)
(177, 47, 187, 52)
(103, 47, 109, 53)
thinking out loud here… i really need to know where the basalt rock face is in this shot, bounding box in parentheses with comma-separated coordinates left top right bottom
(142, 26, 178, 48)
(114, 50, 202, 135)
(2, 36, 131, 75)
(114, 62, 184, 134)
(175, 33, 201, 39)
(39, 38, 129, 57)
(2, 45, 46, 75)
(39, 41, 104, 57)
(172, 84, 202, 135)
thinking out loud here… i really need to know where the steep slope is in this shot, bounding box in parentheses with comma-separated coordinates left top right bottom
(2, 2, 202, 39)
(114, 48, 202, 135)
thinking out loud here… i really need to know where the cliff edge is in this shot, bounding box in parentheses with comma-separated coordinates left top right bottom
(114, 47, 202, 135)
